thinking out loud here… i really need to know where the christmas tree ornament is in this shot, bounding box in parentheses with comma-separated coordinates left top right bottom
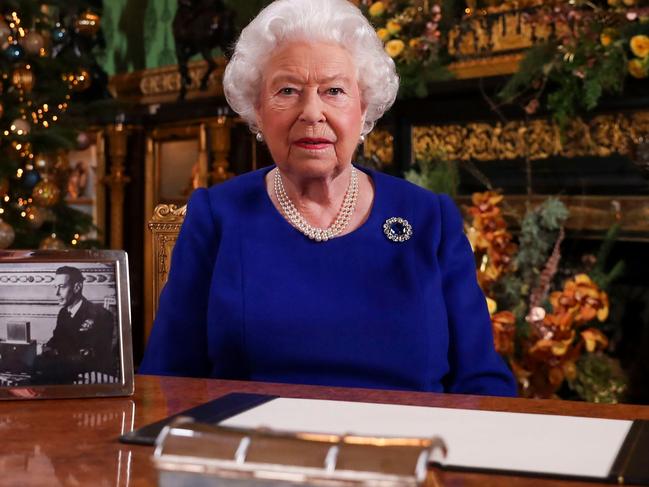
(52, 23, 68, 44)
(5, 43, 24, 61)
(25, 206, 46, 229)
(0, 177, 8, 197)
(21, 31, 45, 55)
(39, 234, 66, 250)
(76, 131, 92, 150)
(75, 11, 101, 37)
(10, 118, 30, 135)
(11, 66, 35, 92)
(0, 219, 15, 249)
(22, 169, 41, 188)
(0, 19, 11, 49)
(34, 153, 57, 174)
(32, 179, 61, 207)
(70, 69, 91, 91)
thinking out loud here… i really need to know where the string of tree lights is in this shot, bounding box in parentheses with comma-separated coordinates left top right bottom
(0, 0, 108, 249)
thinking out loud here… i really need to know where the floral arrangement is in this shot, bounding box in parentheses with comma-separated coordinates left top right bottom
(362, 0, 451, 97)
(499, 0, 649, 126)
(465, 191, 627, 402)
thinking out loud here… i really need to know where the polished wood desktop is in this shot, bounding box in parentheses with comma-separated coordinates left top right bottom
(2, 375, 649, 487)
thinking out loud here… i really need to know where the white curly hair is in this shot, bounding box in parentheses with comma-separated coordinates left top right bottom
(222, 0, 399, 136)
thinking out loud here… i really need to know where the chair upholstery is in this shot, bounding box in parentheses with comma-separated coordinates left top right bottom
(148, 203, 186, 323)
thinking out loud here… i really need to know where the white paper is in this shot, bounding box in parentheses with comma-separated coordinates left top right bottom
(220, 397, 632, 479)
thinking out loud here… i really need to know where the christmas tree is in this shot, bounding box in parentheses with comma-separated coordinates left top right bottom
(0, 0, 109, 249)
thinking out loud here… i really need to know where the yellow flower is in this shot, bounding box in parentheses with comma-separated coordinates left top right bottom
(581, 328, 609, 353)
(376, 28, 390, 42)
(385, 39, 405, 58)
(486, 297, 497, 315)
(386, 20, 402, 35)
(628, 58, 648, 79)
(409, 37, 422, 49)
(368, 1, 385, 17)
(630, 35, 649, 58)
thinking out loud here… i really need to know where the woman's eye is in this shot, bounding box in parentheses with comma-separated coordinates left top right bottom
(326, 87, 344, 96)
(279, 87, 296, 95)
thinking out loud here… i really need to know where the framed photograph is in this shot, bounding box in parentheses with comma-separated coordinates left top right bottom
(0, 250, 133, 399)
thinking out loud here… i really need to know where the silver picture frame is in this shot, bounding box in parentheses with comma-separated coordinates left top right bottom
(0, 249, 134, 399)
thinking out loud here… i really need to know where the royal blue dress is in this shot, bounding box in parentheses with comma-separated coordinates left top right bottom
(139, 166, 516, 396)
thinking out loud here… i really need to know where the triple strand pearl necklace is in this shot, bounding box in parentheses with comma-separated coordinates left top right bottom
(273, 167, 359, 242)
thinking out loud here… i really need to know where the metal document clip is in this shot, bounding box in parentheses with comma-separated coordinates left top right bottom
(153, 417, 447, 486)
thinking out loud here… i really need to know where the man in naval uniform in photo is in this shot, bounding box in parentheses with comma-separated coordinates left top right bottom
(33, 266, 116, 384)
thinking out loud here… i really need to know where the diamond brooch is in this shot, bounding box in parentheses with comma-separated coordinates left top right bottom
(383, 217, 413, 242)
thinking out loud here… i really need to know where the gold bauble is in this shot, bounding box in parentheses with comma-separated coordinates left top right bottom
(75, 11, 101, 37)
(10, 118, 31, 136)
(33, 153, 57, 174)
(21, 31, 45, 55)
(25, 206, 46, 229)
(0, 219, 15, 249)
(39, 234, 66, 250)
(11, 66, 35, 92)
(32, 179, 61, 207)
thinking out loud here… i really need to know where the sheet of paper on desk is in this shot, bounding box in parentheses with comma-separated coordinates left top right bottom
(220, 398, 632, 479)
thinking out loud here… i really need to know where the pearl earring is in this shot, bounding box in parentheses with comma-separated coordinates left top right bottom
(359, 134, 365, 144)
(256, 132, 264, 143)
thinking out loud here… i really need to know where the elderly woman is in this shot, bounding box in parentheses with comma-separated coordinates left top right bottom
(140, 0, 516, 396)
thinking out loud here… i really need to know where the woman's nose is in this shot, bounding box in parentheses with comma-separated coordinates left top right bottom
(298, 90, 325, 124)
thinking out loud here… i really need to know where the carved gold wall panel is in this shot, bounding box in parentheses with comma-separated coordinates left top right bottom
(457, 195, 649, 238)
(448, 8, 551, 58)
(412, 112, 649, 162)
(364, 128, 394, 167)
(108, 59, 226, 105)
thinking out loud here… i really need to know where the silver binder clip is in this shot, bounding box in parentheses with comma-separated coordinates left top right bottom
(153, 418, 447, 486)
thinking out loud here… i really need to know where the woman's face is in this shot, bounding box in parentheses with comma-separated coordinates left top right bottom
(256, 40, 366, 180)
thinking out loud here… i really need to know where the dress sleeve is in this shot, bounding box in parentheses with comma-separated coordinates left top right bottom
(139, 188, 219, 377)
(437, 194, 517, 397)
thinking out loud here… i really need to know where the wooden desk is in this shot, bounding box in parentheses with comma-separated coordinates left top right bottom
(2, 375, 649, 487)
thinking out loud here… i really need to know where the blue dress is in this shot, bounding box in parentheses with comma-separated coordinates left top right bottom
(139, 166, 517, 396)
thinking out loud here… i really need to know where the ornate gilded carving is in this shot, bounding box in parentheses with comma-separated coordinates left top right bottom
(364, 128, 394, 167)
(149, 203, 187, 320)
(108, 59, 226, 105)
(151, 203, 187, 222)
(448, 8, 551, 59)
(412, 112, 649, 162)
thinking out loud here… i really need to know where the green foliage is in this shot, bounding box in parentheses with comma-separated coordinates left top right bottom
(568, 352, 627, 403)
(590, 224, 626, 291)
(499, 5, 641, 128)
(515, 198, 569, 287)
(404, 152, 458, 195)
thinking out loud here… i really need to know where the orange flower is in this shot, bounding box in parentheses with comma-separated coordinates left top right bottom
(549, 274, 609, 326)
(529, 330, 576, 360)
(492, 311, 516, 355)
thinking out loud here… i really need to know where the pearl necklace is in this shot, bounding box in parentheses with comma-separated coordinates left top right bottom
(273, 167, 359, 242)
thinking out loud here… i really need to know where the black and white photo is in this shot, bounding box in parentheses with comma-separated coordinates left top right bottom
(0, 250, 133, 399)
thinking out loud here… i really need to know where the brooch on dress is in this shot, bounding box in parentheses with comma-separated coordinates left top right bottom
(383, 217, 413, 242)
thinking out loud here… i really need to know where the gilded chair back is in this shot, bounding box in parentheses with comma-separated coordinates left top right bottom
(148, 203, 186, 333)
